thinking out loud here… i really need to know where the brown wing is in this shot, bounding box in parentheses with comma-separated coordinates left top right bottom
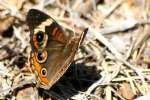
(27, 9, 88, 89)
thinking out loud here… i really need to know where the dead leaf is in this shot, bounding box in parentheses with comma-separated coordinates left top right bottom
(118, 82, 135, 100)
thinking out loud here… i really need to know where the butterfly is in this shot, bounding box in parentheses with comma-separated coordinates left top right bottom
(27, 9, 88, 89)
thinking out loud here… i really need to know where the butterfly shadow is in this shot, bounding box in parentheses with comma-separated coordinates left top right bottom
(39, 61, 101, 100)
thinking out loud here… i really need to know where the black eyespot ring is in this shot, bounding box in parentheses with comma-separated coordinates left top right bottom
(36, 50, 48, 63)
(41, 68, 47, 77)
(36, 31, 44, 43)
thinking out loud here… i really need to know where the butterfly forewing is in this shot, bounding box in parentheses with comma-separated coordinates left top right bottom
(27, 9, 87, 89)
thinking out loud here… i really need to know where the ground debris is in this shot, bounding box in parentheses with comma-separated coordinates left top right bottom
(0, 0, 150, 100)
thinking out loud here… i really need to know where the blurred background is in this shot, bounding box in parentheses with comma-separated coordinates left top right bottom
(0, 0, 150, 100)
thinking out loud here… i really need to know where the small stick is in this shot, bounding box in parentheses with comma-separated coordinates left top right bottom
(99, 19, 150, 34)
(104, 0, 125, 18)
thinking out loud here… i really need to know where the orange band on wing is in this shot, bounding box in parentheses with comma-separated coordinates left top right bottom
(52, 27, 58, 36)
(51, 27, 66, 43)
(32, 53, 49, 85)
(33, 35, 39, 49)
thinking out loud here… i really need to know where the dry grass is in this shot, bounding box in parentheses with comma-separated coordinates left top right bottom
(0, 0, 150, 100)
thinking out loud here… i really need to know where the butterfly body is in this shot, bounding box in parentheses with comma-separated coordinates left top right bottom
(27, 9, 87, 89)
